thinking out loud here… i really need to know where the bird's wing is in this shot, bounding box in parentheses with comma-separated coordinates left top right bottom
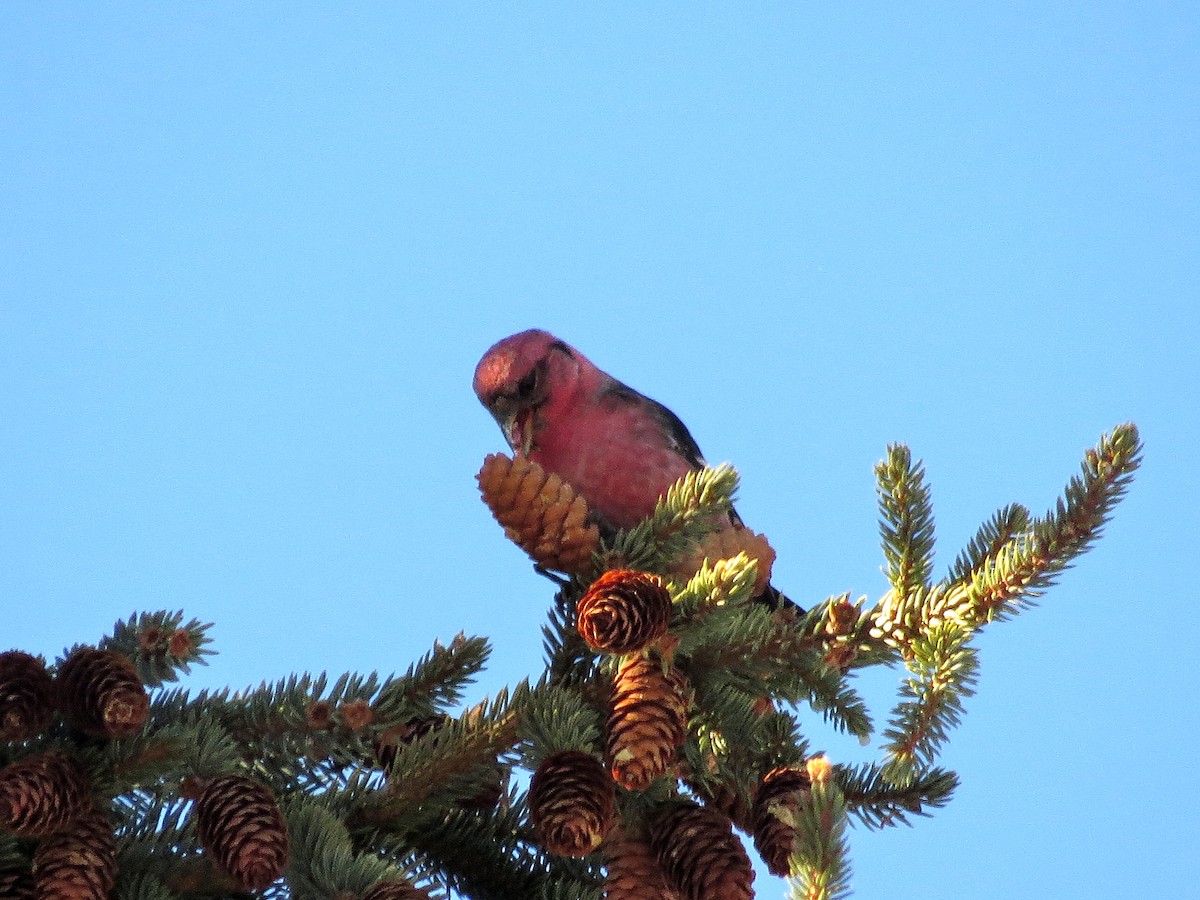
(602, 379, 707, 469)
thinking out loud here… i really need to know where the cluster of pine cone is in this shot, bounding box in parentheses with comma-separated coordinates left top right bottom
(479, 453, 816, 899)
(526, 567, 822, 899)
(0, 648, 297, 898)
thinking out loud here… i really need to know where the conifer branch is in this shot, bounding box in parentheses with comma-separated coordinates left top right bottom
(359, 688, 525, 824)
(100, 610, 214, 688)
(672, 551, 760, 617)
(2, 424, 1140, 899)
(787, 758, 852, 900)
(962, 423, 1142, 621)
(542, 585, 600, 690)
(881, 623, 978, 785)
(876, 445, 936, 602)
(605, 464, 739, 571)
(836, 762, 958, 829)
(947, 503, 1031, 586)
(396, 802, 601, 900)
(516, 683, 604, 768)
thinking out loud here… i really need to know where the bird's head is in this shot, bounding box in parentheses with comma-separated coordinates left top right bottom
(473, 329, 583, 455)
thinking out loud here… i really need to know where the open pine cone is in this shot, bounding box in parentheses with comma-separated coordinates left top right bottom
(528, 750, 614, 857)
(194, 775, 289, 890)
(606, 654, 690, 792)
(649, 801, 754, 900)
(577, 569, 672, 654)
(477, 453, 601, 574)
(56, 647, 149, 740)
(669, 525, 776, 598)
(32, 808, 117, 900)
(751, 765, 812, 877)
(0, 651, 56, 742)
(0, 752, 91, 837)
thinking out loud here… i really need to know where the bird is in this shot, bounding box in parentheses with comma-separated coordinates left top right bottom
(473, 328, 795, 610)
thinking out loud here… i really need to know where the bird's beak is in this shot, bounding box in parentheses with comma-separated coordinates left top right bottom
(502, 408, 536, 456)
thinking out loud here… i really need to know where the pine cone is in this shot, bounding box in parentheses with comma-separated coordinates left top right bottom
(477, 453, 600, 574)
(56, 647, 149, 739)
(0, 752, 91, 837)
(194, 775, 289, 890)
(0, 651, 56, 742)
(751, 765, 811, 876)
(360, 880, 433, 900)
(0, 865, 35, 899)
(602, 822, 679, 900)
(32, 808, 117, 900)
(528, 750, 614, 857)
(606, 654, 690, 791)
(578, 570, 672, 654)
(649, 801, 754, 900)
(669, 525, 776, 597)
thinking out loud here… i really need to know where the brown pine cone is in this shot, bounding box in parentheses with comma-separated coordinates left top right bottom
(32, 807, 117, 900)
(194, 775, 289, 890)
(669, 525, 776, 598)
(751, 765, 811, 877)
(477, 453, 600, 574)
(649, 801, 753, 900)
(0, 752, 91, 837)
(0, 865, 35, 899)
(360, 880, 433, 900)
(0, 651, 56, 742)
(578, 570, 672, 654)
(56, 647, 149, 739)
(528, 750, 614, 857)
(606, 654, 690, 791)
(602, 821, 679, 900)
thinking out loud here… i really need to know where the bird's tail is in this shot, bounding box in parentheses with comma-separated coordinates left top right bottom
(753, 582, 803, 615)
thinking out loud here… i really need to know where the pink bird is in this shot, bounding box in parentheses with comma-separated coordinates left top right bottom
(473, 328, 794, 609)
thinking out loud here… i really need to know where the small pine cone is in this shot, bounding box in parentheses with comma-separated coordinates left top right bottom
(669, 525, 776, 597)
(751, 765, 811, 876)
(194, 775, 289, 890)
(825, 597, 859, 637)
(528, 750, 614, 857)
(649, 801, 753, 900)
(0, 866, 35, 899)
(602, 822, 679, 900)
(477, 453, 601, 574)
(32, 808, 117, 900)
(361, 880, 433, 900)
(578, 570, 672, 654)
(56, 647, 149, 739)
(0, 651, 56, 742)
(606, 655, 689, 791)
(0, 752, 91, 837)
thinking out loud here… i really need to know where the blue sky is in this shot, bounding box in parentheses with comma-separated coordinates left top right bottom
(2, 5, 1196, 898)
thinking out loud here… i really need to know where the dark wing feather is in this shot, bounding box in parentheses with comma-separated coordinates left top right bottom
(602, 379, 707, 469)
(602, 379, 747, 527)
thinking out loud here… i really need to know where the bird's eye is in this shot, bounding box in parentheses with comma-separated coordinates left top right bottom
(515, 366, 540, 400)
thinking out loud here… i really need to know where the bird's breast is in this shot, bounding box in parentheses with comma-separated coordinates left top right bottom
(531, 407, 693, 531)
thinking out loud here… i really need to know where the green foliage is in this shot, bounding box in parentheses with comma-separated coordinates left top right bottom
(786, 770, 853, 900)
(102, 610, 214, 687)
(837, 762, 958, 829)
(881, 622, 979, 786)
(876, 445, 936, 601)
(605, 463, 739, 571)
(2, 424, 1140, 899)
